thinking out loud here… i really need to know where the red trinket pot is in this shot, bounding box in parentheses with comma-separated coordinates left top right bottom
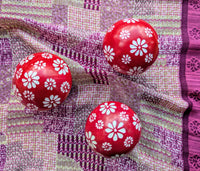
(85, 101, 141, 157)
(12, 52, 72, 111)
(103, 18, 159, 75)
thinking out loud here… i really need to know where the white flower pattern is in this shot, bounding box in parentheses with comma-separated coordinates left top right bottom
(145, 53, 153, 63)
(60, 81, 70, 93)
(96, 120, 104, 129)
(26, 103, 38, 110)
(103, 45, 115, 62)
(145, 27, 153, 37)
(119, 111, 129, 121)
(43, 95, 61, 108)
(105, 120, 126, 141)
(99, 102, 117, 115)
(121, 104, 129, 110)
(41, 53, 53, 59)
(124, 136, 134, 147)
(44, 78, 56, 91)
(127, 66, 143, 75)
(16, 68, 23, 79)
(133, 114, 141, 131)
(34, 61, 46, 70)
(122, 55, 131, 64)
(112, 65, 121, 72)
(23, 90, 35, 101)
(86, 131, 97, 149)
(22, 71, 40, 89)
(20, 54, 34, 65)
(119, 30, 130, 39)
(108, 25, 115, 32)
(123, 18, 139, 23)
(102, 142, 112, 151)
(53, 59, 69, 75)
(27, 54, 34, 60)
(20, 58, 29, 65)
(130, 38, 148, 56)
(89, 113, 96, 122)
(14, 87, 23, 101)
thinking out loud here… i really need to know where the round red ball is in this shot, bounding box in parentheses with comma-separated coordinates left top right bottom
(12, 52, 72, 111)
(85, 101, 141, 157)
(103, 18, 159, 75)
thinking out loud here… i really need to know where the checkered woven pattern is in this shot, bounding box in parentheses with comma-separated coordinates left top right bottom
(0, 0, 199, 170)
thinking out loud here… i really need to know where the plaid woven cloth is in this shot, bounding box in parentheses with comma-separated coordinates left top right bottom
(0, 0, 199, 170)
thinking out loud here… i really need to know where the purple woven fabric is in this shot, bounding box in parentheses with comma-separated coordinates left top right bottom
(0, 0, 199, 170)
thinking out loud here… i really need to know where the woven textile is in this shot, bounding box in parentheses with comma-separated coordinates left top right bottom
(0, 0, 199, 170)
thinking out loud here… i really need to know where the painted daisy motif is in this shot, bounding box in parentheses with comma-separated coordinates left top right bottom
(44, 78, 56, 91)
(27, 54, 35, 60)
(108, 25, 115, 32)
(112, 65, 121, 72)
(122, 54, 131, 64)
(41, 53, 53, 59)
(105, 120, 126, 141)
(34, 61, 46, 70)
(99, 102, 117, 115)
(127, 66, 143, 75)
(133, 114, 141, 131)
(89, 113, 97, 122)
(96, 120, 104, 129)
(123, 18, 139, 23)
(26, 103, 38, 110)
(20, 58, 29, 65)
(43, 95, 61, 108)
(15, 68, 23, 79)
(121, 104, 129, 110)
(102, 142, 112, 151)
(119, 30, 130, 40)
(130, 38, 148, 56)
(124, 136, 134, 147)
(60, 81, 70, 93)
(14, 87, 23, 101)
(145, 27, 153, 37)
(22, 71, 40, 89)
(53, 59, 69, 75)
(119, 111, 129, 121)
(104, 45, 115, 62)
(20, 55, 34, 65)
(23, 90, 35, 101)
(86, 131, 97, 149)
(145, 53, 153, 63)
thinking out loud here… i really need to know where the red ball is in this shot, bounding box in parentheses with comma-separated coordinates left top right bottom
(12, 52, 72, 111)
(103, 18, 159, 75)
(85, 101, 141, 157)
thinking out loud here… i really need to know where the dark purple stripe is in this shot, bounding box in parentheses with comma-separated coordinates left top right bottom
(89, 68, 97, 84)
(0, 144, 6, 170)
(94, 69, 101, 84)
(180, 1, 190, 170)
(57, 134, 61, 153)
(60, 48, 64, 55)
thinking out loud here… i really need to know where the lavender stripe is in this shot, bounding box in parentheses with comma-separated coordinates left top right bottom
(180, 1, 191, 170)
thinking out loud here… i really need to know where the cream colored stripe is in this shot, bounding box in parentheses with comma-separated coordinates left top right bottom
(1, 5, 52, 16)
(7, 118, 43, 127)
(140, 100, 184, 117)
(2, 0, 52, 8)
(130, 148, 182, 171)
(141, 105, 181, 126)
(1, 14, 52, 23)
(139, 113, 182, 133)
(7, 125, 43, 134)
(133, 15, 181, 20)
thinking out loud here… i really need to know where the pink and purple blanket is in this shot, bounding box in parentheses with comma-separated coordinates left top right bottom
(0, 0, 199, 170)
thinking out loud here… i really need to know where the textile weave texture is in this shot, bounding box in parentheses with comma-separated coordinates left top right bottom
(0, 0, 199, 170)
